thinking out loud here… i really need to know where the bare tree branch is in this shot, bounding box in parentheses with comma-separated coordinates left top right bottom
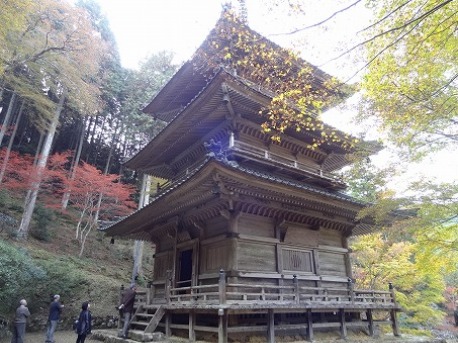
(322, 0, 454, 80)
(269, 0, 363, 36)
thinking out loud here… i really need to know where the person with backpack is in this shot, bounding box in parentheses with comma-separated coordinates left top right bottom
(75, 302, 91, 343)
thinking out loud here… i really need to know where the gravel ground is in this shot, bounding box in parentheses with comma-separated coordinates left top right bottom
(0, 329, 456, 343)
(0, 329, 117, 343)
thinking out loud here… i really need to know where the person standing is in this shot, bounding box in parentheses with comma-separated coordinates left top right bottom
(11, 299, 30, 343)
(119, 283, 136, 339)
(75, 302, 92, 343)
(45, 294, 64, 343)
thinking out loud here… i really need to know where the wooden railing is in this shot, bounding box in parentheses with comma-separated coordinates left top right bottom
(229, 140, 343, 183)
(162, 271, 398, 308)
(153, 139, 345, 196)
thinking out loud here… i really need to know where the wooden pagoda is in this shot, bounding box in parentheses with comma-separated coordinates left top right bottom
(102, 10, 400, 343)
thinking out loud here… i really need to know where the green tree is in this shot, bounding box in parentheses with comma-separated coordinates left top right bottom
(360, 0, 457, 159)
(1, 0, 107, 239)
(345, 159, 457, 329)
(0, 0, 34, 74)
(120, 52, 177, 157)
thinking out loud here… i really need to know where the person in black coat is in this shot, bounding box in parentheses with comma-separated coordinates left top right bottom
(75, 302, 92, 343)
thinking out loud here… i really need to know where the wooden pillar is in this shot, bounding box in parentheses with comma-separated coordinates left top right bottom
(293, 274, 299, 303)
(117, 284, 124, 330)
(218, 309, 228, 343)
(146, 281, 151, 305)
(267, 309, 275, 343)
(389, 282, 400, 336)
(390, 310, 400, 337)
(165, 312, 171, 337)
(219, 269, 227, 305)
(339, 309, 347, 339)
(166, 270, 172, 304)
(189, 311, 196, 342)
(306, 309, 313, 342)
(367, 309, 374, 337)
(347, 277, 354, 303)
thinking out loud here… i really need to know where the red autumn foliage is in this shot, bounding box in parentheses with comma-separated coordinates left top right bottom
(1, 148, 136, 222)
(68, 161, 136, 221)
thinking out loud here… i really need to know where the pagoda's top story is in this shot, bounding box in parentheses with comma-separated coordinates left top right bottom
(101, 8, 398, 343)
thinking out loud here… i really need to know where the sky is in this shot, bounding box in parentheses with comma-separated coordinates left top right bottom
(95, 0, 224, 69)
(94, 0, 367, 79)
(94, 0, 458, 186)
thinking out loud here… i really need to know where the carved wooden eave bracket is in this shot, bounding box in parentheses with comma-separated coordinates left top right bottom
(212, 172, 240, 212)
(221, 83, 240, 121)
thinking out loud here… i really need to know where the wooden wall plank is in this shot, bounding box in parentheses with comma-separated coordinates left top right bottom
(238, 241, 277, 272)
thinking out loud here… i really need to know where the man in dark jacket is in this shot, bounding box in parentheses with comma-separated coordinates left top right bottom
(119, 284, 136, 338)
(11, 299, 30, 343)
(45, 294, 64, 343)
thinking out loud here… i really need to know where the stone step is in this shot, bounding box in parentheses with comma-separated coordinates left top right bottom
(129, 329, 166, 342)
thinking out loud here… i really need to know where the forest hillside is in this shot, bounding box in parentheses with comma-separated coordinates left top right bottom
(0, 192, 154, 339)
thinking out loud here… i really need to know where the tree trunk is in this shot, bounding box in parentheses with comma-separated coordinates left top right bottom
(62, 118, 86, 209)
(0, 92, 17, 147)
(79, 119, 119, 256)
(17, 89, 66, 239)
(131, 173, 151, 283)
(0, 100, 24, 184)
(92, 116, 106, 166)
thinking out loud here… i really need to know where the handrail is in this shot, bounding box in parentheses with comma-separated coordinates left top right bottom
(229, 140, 343, 182)
(154, 139, 345, 196)
(162, 270, 398, 308)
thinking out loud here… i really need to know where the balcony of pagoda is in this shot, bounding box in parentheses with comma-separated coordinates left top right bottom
(226, 139, 346, 190)
(136, 271, 399, 313)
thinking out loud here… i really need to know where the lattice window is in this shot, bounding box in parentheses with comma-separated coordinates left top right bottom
(282, 248, 314, 273)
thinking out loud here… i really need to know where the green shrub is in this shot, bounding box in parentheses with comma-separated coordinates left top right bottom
(0, 240, 86, 316)
(0, 241, 46, 314)
(0, 190, 23, 214)
(30, 205, 54, 241)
